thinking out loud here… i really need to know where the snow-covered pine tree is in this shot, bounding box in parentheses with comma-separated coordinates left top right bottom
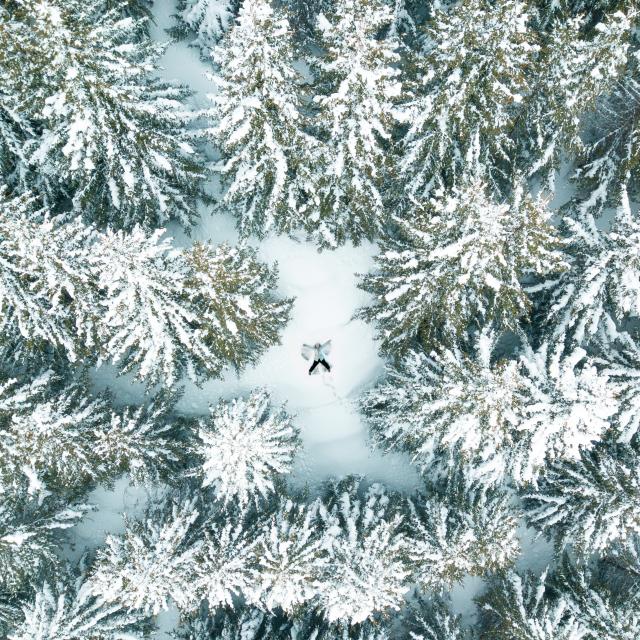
(0, 371, 184, 494)
(604, 334, 640, 445)
(91, 391, 185, 486)
(399, 594, 469, 640)
(0, 189, 98, 363)
(0, 492, 92, 595)
(183, 242, 293, 373)
(177, 605, 291, 640)
(89, 494, 201, 615)
(314, 478, 411, 624)
(94, 229, 291, 386)
(0, 373, 111, 494)
(93, 226, 219, 386)
(401, 0, 536, 196)
(310, 0, 401, 248)
(524, 442, 640, 555)
(247, 497, 325, 612)
(477, 569, 585, 639)
(173, 0, 239, 51)
(291, 611, 392, 640)
(540, 187, 640, 357)
(2, 188, 292, 384)
(190, 504, 258, 610)
(357, 171, 564, 355)
(2, 0, 206, 229)
(208, 0, 316, 239)
(191, 389, 300, 506)
(406, 469, 520, 593)
(514, 342, 617, 484)
(361, 337, 617, 486)
(360, 330, 527, 483)
(575, 59, 640, 209)
(553, 552, 640, 640)
(6, 558, 153, 640)
(521, 11, 631, 189)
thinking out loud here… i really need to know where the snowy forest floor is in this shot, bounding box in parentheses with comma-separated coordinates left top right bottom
(71, 1, 555, 635)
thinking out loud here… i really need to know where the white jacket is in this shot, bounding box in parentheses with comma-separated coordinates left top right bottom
(301, 340, 331, 361)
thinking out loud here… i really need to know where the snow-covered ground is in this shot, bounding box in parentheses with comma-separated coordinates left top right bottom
(82, 2, 553, 635)
(176, 230, 423, 491)
(93, 0, 421, 493)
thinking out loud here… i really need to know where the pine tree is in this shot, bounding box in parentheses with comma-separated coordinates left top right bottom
(208, 0, 315, 239)
(311, 0, 401, 248)
(360, 330, 527, 483)
(604, 334, 640, 445)
(91, 393, 184, 486)
(401, 0, 537, 196)
(0, 71, 32, 192)
(521, 11, 631, 188)
(514, 342, 617, 485)
(541, 187, 640, 356)
(174, 0, 239, 50)
(94, 229, 291, 386)
(0, 373, 110, 494)
(0, 371, 184, 495)
(361, 338, 617, 486)
(314, 477, 411, 624)
(477, 569, 586, 640)
(400, 594, 469, 640)
(0, 189, 98, 363)
(524, 442, 640, 555)
(191, 389, 301, 506)
(6, 558, 153, 640)
(190, 509, 257, 611)
(1, 0, 206, 229)
(291, 611, 392, 640)
(357, 172, 564, 355)
(554, 552, 640, 640)
(0, 492, 92, 595)
(177, 605, 292, 640)
(89, 495, 201, 615)
(406, 470, 520, 593)
(247, 497, 325, 612)
(93, 227, 218, 386)
(183, 242, 293, 374)
(574, 54, 640, 206)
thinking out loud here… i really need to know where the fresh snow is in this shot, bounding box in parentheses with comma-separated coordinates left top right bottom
(91, 0, 420, 495)
(82, 2, 556, 636)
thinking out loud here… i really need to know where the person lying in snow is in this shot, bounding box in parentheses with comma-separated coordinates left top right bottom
(302, 340, 331, 374)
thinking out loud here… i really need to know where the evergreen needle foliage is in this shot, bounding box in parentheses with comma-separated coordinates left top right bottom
(357, 171, 564, 354)
(0, 0, 207, 229)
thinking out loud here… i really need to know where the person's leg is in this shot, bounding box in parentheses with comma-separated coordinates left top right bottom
(319, 359, 331, 372)
(309, 360, 320, 374)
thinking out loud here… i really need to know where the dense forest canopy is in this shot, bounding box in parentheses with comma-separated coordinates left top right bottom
(0, 0, 639, 638)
